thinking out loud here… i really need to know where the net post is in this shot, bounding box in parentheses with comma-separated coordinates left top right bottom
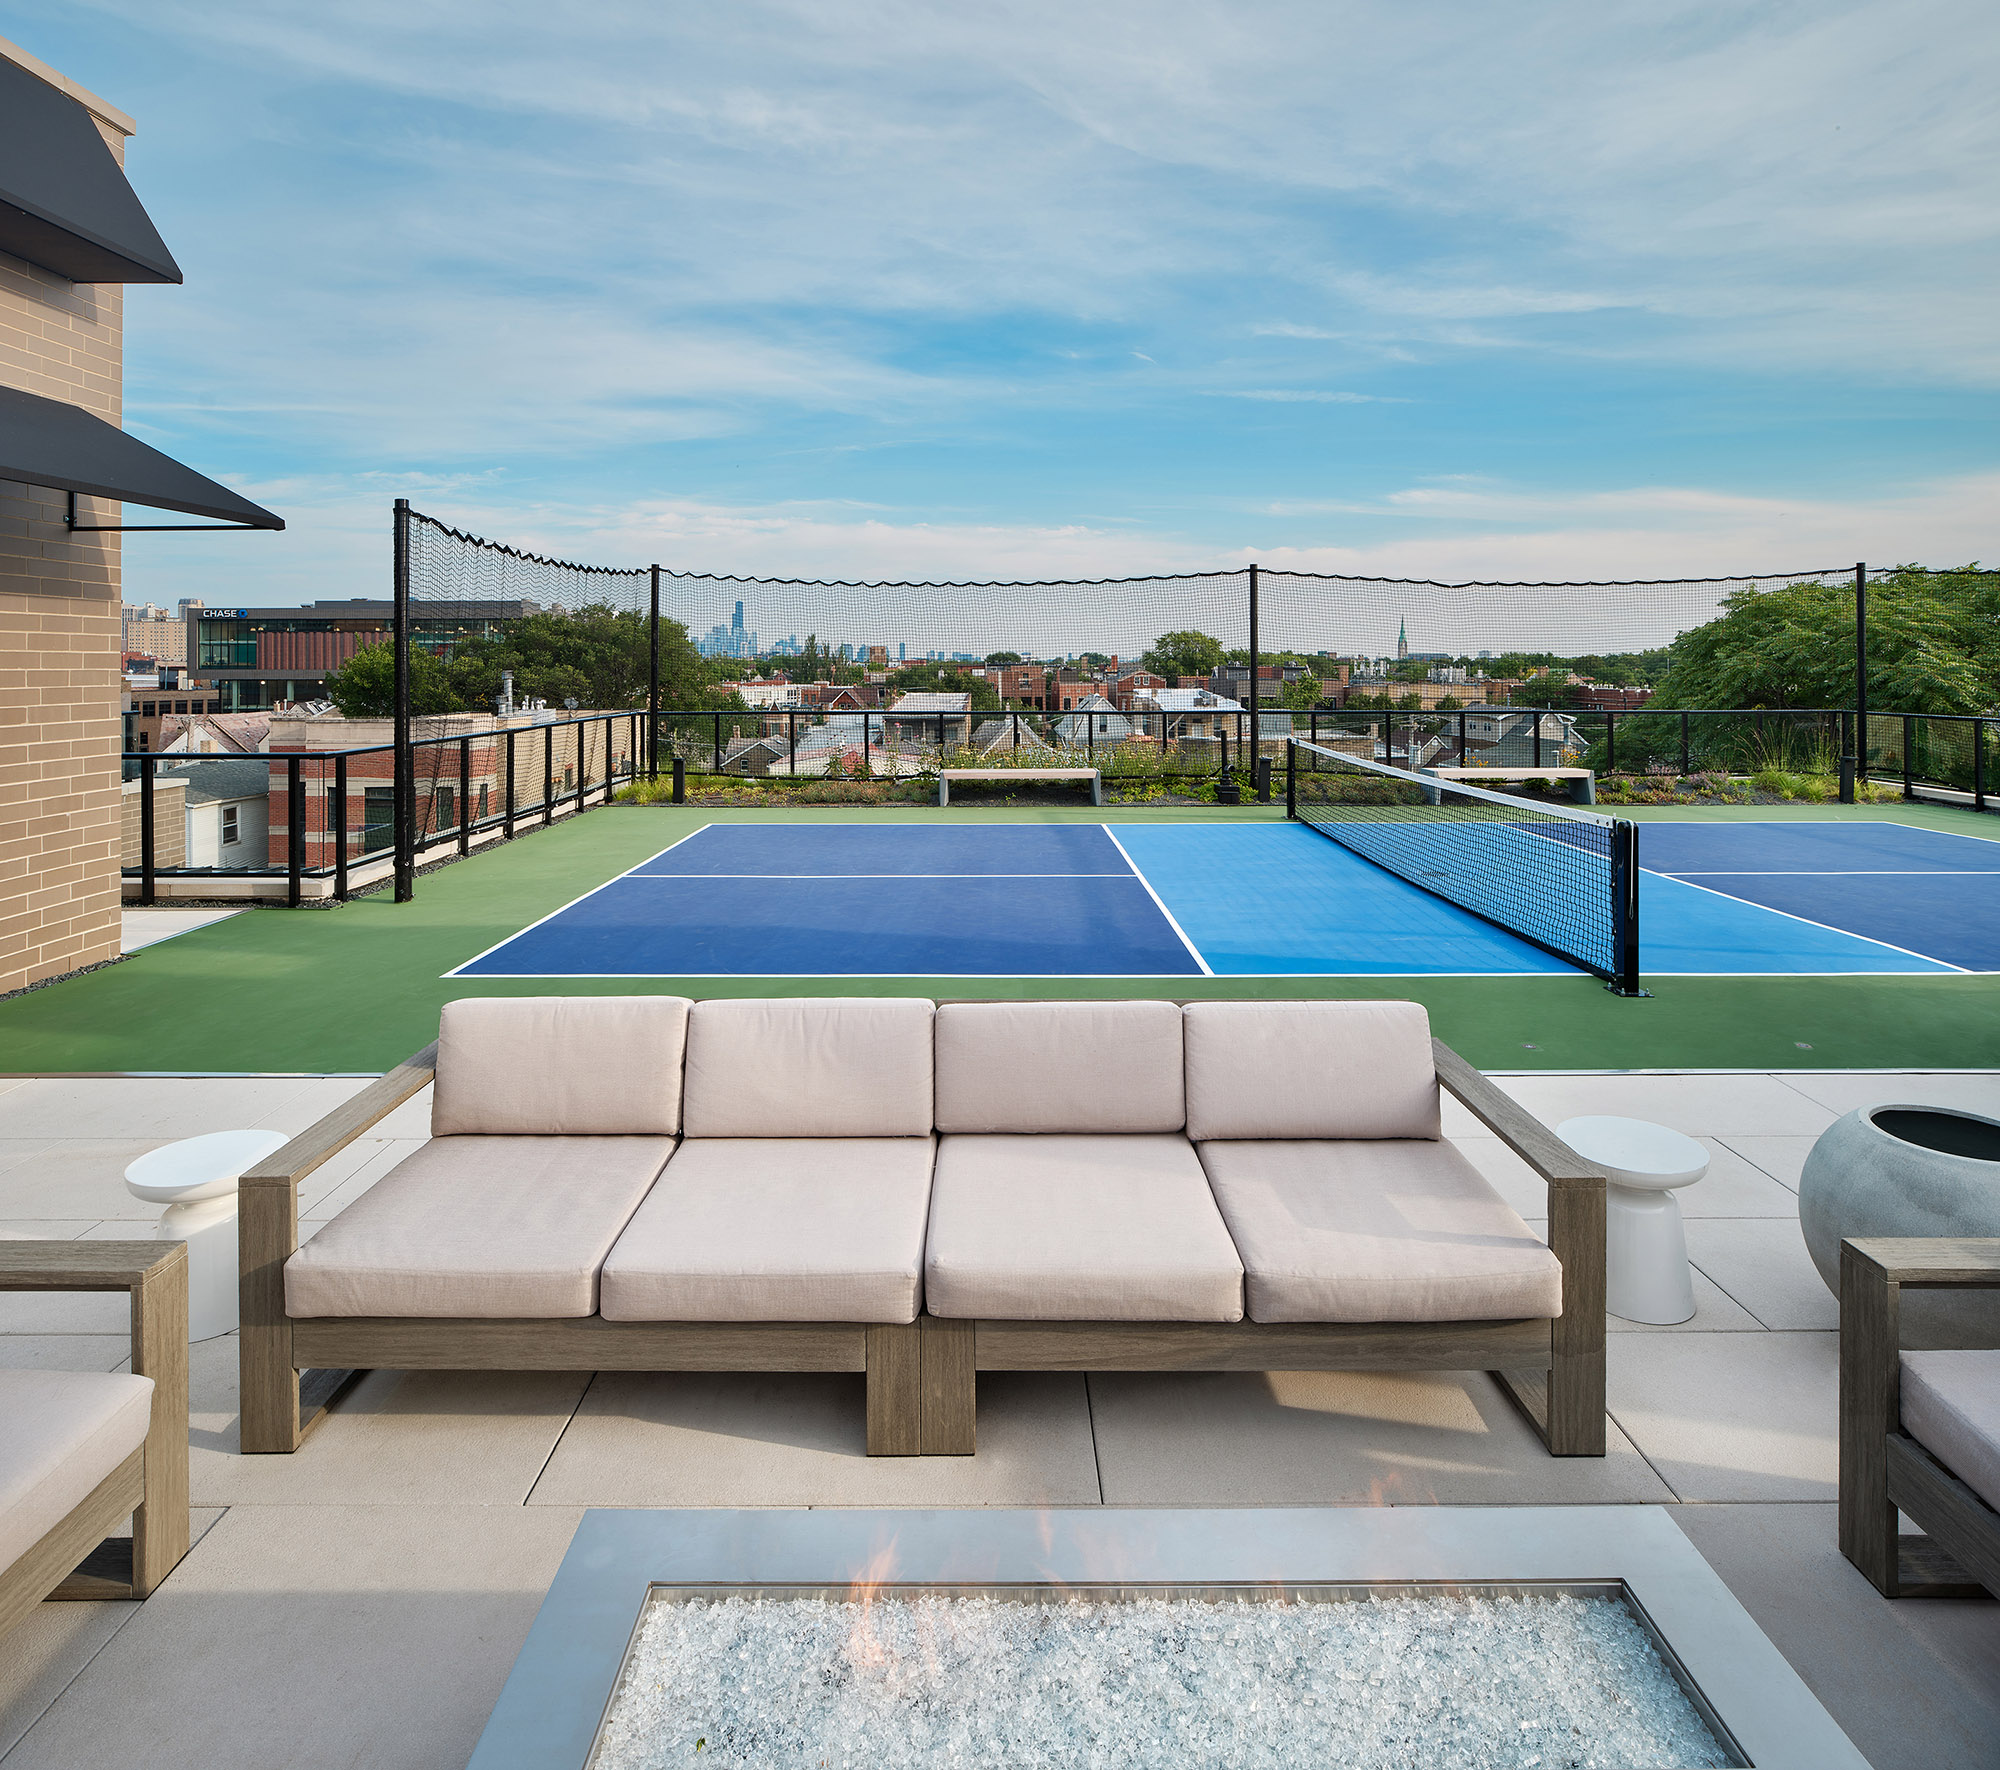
(1284, 738, 1296, 819)
(648, 565, 661, 778)
(392, 498, 414, 903)
(1610, 819, 1642, 997)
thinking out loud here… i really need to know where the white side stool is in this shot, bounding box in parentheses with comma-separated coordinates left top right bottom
(1555, 1116, 1709, 1325)
(124, 1129, 289, 1341)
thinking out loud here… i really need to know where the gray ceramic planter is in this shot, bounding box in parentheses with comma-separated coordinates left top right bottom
(1800, 1104, 2000, 1348)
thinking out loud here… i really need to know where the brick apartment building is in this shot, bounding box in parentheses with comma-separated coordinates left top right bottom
(0, 35, 280, 990)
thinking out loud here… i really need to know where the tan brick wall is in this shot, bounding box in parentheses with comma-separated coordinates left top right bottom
(119, 775, 185, 868)
(0, 84, 131, 993)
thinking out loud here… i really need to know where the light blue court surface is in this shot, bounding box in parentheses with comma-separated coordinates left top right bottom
(451, 818, 1990, 980)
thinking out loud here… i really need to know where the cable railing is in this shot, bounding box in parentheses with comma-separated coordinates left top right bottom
(118, 703, 1997, 904)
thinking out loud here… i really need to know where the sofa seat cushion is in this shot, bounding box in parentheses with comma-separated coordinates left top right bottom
(1197, 1139, 1561, 1323)
(285, 1135, 674, 1319)
(1901, 1349, 2000, 1515)
(925, 1135, 1244, 1321)
(0, 1370, 153, 1581)
(600, 1138, 935, 1323)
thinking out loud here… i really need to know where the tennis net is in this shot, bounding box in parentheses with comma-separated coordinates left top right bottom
(1286, 739, 1641, 994)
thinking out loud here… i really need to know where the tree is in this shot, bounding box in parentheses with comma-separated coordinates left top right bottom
(445, 605, 738, 710)
(325, 642, 460, 718)
(1652, 567, 1996, 712)
(984, 650, 1023, 666)
(1435, 694, 1464, 711)
(1141, 630, 1225, 682)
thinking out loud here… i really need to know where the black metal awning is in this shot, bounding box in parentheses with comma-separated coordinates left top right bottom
(0, 56, 181, 284)
(0, 384, 283, 531)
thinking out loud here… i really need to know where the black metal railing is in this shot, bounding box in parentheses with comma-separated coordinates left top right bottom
(119, 703, 1995, 903)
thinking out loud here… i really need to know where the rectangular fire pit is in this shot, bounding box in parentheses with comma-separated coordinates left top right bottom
(470, 1509, 1867, 1770)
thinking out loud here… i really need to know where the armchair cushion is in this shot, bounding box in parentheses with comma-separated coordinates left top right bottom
(285, 1134, 673, 1318)
(682, 998, 935, 1138)
(431, 995, 691, 1136)
(925, 1134, 1244, 1321)
(934, 1000, 1185, 1133)
(1183, 1001, 1440, 1142)
(1901, 1349, 2000, 1515)
(0, 1370, 153, 1580)
(1196, 1138, 1561, 1322)
(600, 1137, 935, 1322)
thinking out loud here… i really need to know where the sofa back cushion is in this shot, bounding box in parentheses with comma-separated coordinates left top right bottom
(683, 998, 935, 1137)
(1183, 1001, 1439, 1141)
(431, 996, 691, 1136)
(934, 1001, 1185, 1133)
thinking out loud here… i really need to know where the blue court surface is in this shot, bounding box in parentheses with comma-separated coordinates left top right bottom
(449, 818, 2000, 979)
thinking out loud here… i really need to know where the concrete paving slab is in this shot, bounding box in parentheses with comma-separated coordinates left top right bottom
(0, 1504, 582, 1770)
(1497, 1072, 1840, 1137)
(373, 1084, 436, 1138)
(182, 1335, 592, 1507)
(1608, 1267, 1766, 1333)
(1673, 1503, 2000, 1770)
(0, 1218, 99, 1238)
(0, 1334, 135, 1371)
(1777, 1071, 2000, 1117)
(1712, 1133, 1817, 1191)
(1088, 1368, 1673, 1505)
(119, 909, 243, 953)
(0, 1078, 332, 1140)
(1607, 1332, 1837, 1501)
(531, 1371, 1101, 1508)
(1688, 1216, 1838, 1330)
(300, 1137, 426, 1217)
(1683, 1140, 1809, 1216)
(0, 1142, 60, 1178)
(0, 1139, 196, 1222)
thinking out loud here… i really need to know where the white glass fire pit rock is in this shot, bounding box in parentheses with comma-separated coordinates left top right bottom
(124, 1128, 288, 1341)
(1557, 1116, 1709, 1325)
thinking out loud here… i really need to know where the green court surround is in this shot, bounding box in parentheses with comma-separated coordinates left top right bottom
(10, 801, 2000, 1074)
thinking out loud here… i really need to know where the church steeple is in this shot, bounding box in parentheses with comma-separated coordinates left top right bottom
(1396, 618, 1408, 662)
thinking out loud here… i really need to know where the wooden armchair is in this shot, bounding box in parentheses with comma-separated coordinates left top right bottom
(1839, 1236, 2000, 1598)
(0, 1240, 190, 1637)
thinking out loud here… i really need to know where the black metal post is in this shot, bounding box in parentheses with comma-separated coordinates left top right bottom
(1678, 711, 1690, 776)
(672, 756, 686, 803)
(713, 712, 723, 773)
(286, 753, 303, 908)
(1246, 562, 1259, 776)
(333, 752, 349, 900)
(1976, 718, 1987, 813)
(543, 723, 554, 824)
(1605, 711, 1616, 775)
(1610, 820, 1642, 997)
(1534, 712, 1543, 771)
(1216, 726, 1238, 803)
(504, 727, 516, 837)
(392, 498, 414, 902)
(458, 735, 471, 855)
(1903, 715, 1916, 801)
(648, 565, 661, 778)
(1458, 709, 1467, 764)
(862, 712, 872, 778)
(1254, 754, 1272, 802)
(788, 708, 797, 778)
(576, 719, 588, 814)
(139, 753, 156, 906)
(1285, 738, 1296, 818)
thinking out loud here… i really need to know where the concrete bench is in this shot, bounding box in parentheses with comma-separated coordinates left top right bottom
(938, 767, 1102, 806)
(1422, 765, 1596, 805)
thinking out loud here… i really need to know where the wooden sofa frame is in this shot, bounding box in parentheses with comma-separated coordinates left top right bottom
(0, 1241, 190, 1639)
(238, 1035, 1607, 1460)
(1839, 1236, 2000, 1598)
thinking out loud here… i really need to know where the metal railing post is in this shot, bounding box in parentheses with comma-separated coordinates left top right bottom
(1534, 712, 1543, 771)
(139, 753, 156, 906)
(576, 718, 588, 814)
(1605, 710, 1616, 775)
(504, 727, 516, 838)
(1285, 738, 1296, 818)
(1839, 712, 1856, 803)
(544, 723, 554, 825)
(458, 735, 471, 855)
(1977, 717, 1988, 813)
(1679, 711, 1690, 776)
(286, 753, 303, 908)
(1903, 715, 1916, 801)
(712, 712, 723, 773)
(333, 752, 349, 901)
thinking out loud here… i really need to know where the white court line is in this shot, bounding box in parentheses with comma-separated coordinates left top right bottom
(1651, 872, 1970, 973)
(1664, 870, 2000, 877)
(1100, 826, 1214, 977)
(442, 822, 716, 977)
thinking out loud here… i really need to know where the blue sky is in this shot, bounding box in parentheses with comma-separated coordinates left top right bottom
(6, 0, 1997, 610)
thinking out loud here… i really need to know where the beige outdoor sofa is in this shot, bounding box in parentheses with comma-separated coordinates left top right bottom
(239, 997, 1607, 1459)
(0, 1241, 190, 1641)
(1839, 1237, 2000, 1598)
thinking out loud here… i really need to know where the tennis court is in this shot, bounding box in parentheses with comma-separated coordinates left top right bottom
(447, 815, 1996, 980)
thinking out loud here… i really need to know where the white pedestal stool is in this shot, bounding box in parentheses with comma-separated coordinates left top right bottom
(124, 1128, 290, 1341)
(1555, 1116, 1709, 1325)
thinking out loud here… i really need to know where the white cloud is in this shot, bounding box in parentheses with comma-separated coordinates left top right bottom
(1218, 390, 1405, 404)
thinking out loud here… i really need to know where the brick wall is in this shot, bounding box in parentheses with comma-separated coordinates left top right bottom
(0, 88, 130, 992)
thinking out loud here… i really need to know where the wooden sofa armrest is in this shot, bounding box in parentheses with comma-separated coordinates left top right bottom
(1844, 1237, 2000, 1289)
(238, 1042, 435, 1455)
(0, 1241, 189, 1598)
(1432, 1037, 1606, 1458)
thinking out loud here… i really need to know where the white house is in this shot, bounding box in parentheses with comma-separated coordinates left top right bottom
(170, 758, 271, 869)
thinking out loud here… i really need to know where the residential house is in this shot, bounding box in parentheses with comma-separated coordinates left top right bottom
(885, 691, 972, 746)
(1051, 694, 1135, 746)
(1457, 706, 1584, 767)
